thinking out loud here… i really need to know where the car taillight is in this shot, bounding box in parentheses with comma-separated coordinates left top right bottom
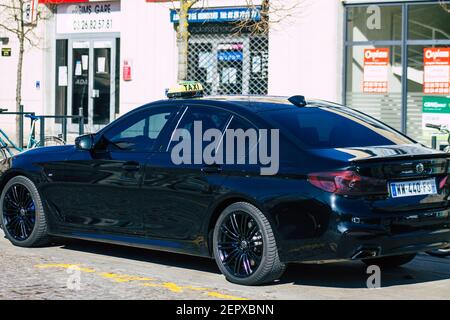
(308, 170, 387, 196)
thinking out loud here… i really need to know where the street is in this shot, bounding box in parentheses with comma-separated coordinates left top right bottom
(0, 230, 449, 300)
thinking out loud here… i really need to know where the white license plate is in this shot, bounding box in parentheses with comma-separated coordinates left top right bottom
(389, 179, 437, 198)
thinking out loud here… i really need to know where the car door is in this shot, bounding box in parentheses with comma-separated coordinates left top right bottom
(60, 106, 180, 236)
(141, 104, 231, 250)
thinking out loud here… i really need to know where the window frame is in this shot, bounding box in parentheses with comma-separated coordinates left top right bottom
(100, 105, 182, 153)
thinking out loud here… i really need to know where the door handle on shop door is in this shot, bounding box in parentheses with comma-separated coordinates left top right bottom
(122, 162, 140, 172)
(201, 164, 222, 174)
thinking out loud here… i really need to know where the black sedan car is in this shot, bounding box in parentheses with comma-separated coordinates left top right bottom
(1, 86, 450, 285)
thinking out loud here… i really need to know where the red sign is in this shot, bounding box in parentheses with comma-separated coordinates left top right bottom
(38, 0, 88, 3)
(423, 47, 450, 94)
(123, 60, 132, 81)
(363, 48, 389, 94)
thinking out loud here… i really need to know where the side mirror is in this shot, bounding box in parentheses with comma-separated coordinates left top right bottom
(75, 134, 95, 151)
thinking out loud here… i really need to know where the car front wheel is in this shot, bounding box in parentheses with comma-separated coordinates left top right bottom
(212, 202, 286, 285)
(0, 176, 50, 247)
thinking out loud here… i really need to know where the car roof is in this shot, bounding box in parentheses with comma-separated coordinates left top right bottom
(145, 95, 338, 114)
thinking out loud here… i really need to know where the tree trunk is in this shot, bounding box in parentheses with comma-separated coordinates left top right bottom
(15, 35, 25, 145)
(15, 0, 25, 145)
(177, 1, 191, 82)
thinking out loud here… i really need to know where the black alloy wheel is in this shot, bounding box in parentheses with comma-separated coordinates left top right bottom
(213, 202, 286, 285)
(217, 211, 264, 278)
(3, 183, 36, 241)
(0, 176, 50, 247)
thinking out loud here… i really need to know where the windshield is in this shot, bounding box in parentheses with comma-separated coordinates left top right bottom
(268, 107, 414, 149)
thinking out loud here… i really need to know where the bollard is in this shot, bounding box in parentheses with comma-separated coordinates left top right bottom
(62, 117, 67, 143)
(19, 105, 24, 149)
(431, 135, 437, 150)
(40, 117, 45, 147)
(78, 107, 84, 135)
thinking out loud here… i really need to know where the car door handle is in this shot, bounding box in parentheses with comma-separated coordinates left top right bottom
(122, 162, 140, 172)
(201, 164, 222, 174)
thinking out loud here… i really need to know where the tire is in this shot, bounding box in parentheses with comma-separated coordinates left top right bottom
(362, 253, 417, 268)
(212, 202, 286, 285)
(0, 176, 50, 247)
(37, 136, 66, 147)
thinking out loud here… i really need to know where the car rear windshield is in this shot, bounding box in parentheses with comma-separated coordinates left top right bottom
(268, 107, 414, 149)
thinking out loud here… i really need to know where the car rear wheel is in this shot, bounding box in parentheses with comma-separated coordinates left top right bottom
(362, 253, 417, 268)
(212, 202, 286, 285)
(0, 176, 50, 247)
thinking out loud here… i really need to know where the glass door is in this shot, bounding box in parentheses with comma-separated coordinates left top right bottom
(68, 39, 116, 133)
(93, 40, 113, 130)
(70, 41, 90, 126)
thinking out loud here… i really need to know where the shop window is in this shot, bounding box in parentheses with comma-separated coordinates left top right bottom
(345, 45, 403, 131)
(346, 5, 402, 42)
(187, 32, 268, 96)
(408, 3, 450, 40)
(407, 45, 450, 146)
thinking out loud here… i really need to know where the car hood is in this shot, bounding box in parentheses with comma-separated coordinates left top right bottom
(16, 145, 75, 157)
(308, 144, 448, 163)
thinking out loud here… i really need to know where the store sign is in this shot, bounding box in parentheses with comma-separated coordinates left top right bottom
(1, 48, 11, 57)
(170, 7, 261, 24)
(217, 51, 243, 62)
(56, 1, 120, 34)
(363, 48, 389, 93)
(23, 0, 38, 25)
(423, 48, 450, 95)
(422, 96, 450, 129)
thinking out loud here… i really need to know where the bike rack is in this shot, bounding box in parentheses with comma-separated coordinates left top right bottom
(0, 106, 85, 148)
(36, 114, 85, 145)
(0, 105, 35, 149)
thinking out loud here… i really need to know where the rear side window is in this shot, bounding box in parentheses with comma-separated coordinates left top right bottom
(269, 107, 413, 149)
(166, 106, 231, 152)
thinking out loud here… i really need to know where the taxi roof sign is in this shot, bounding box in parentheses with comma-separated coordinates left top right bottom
(166, 81, 204, 99)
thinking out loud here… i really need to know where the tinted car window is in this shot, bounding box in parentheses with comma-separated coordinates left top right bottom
(225, 115, 258, 163)
(104, 108, 178, 152)
(167, 106, 231, 151)
(268, 107, 413, 149)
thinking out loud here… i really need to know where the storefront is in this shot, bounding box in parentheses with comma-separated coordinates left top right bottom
(344, 1, 450, 147)
(171, 6, 268, 96)
(3, 0, 448, 144)
(52, 0, 121, 133)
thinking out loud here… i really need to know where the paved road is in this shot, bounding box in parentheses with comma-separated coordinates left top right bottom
(0, 230, 449, 300)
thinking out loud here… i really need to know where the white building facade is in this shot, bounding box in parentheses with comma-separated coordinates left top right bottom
(0, 0, 449, 147)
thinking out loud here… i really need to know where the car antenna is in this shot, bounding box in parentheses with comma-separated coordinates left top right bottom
(288, 95, 307, 107)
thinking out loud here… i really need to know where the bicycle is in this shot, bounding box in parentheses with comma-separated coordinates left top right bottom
(0, 110, 66, 159)
(424, 123, 450, 258)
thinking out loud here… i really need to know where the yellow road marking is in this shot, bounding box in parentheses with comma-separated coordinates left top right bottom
(34, 264, 96, 273)
(99, 272, 154, 283)
(207, 292, 248, 300)
(34, 263, 248, 300)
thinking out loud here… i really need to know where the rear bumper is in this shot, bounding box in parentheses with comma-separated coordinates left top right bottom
(279, 209, 450, 263)
(336, 220, 450, 260)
